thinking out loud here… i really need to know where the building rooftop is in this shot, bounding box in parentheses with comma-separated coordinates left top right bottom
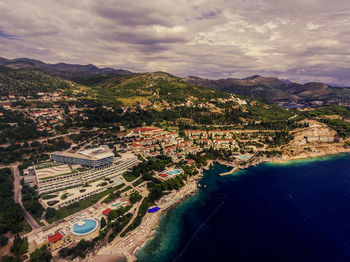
(102, 208, 112, 216)
(79, 146, 114, 160)
(52, 145, 114, 161)
(48, 232, 63, 243)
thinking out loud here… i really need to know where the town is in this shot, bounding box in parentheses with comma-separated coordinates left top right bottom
(1, 71, 350, 262)
(16, 122, 263, 257)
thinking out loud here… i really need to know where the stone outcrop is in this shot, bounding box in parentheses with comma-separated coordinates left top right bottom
(290, 124, 337, 146)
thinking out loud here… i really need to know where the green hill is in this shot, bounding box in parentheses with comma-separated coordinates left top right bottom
(0, 65, 76, 97)
(81, 71, 230, 106)
(0, 64, 292, 124)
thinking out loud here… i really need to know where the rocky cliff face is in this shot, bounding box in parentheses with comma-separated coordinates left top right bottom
(291, 123, 337, 147)
(274, 122, 349, 162)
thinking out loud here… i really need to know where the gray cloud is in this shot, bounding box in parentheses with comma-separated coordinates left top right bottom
(0, 0, 350, 85)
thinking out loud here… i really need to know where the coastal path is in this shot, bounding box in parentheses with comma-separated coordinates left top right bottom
(119, 196, 146, 237)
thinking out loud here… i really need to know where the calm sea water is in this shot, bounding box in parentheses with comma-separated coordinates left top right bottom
(136, 154, 350, 262)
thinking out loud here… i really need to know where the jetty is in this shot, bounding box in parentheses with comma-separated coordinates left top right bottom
(219, 166, 239, 176)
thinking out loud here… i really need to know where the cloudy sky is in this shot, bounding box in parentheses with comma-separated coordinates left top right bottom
(1, 0, 350, 85)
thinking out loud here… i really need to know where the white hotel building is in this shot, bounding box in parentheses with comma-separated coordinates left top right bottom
(37, 153, 139, 194)
(51, 146, 115, 168)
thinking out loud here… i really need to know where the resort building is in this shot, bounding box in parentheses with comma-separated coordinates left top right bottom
(37, 153, 139, 194)
(51, 146, 114, 168)
(156, 168, 183, 181)
(54, 179, 123, 208)
(47, 231, 69, 251)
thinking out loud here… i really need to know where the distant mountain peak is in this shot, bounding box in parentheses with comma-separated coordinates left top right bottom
(0, 57, 132, 80)
(243, 75, 263, 80)
(184, 74, 350, 102)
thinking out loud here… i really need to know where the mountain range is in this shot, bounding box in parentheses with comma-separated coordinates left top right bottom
(1, 57, 350, 103)
(183, 75, 350, 102)
(0, 57, 132, 81)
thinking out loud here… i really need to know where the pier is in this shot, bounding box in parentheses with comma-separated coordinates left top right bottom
(219, 166, 239, 176)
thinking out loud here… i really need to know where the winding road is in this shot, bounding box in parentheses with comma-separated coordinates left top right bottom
(11, 165, 40, 229)
(0, 130, 82, 148)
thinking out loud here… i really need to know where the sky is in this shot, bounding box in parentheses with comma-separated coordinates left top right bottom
(1, 0, 350, 86)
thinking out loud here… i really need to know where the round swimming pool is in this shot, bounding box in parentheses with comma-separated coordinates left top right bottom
(72, 219, 98, 235)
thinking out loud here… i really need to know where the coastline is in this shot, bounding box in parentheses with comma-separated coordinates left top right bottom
(92, 163, 208, 262)
(134, 151, 350, 262)
(91, 148, 350, 262)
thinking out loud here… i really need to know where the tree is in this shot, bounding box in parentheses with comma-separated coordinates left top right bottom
(129, 192, 142, 204)
(45, 208, 56, 220)
(30, 141, 40, 147)
(0, 235, 9, 246)
(0, 255, 20, 262)
(10, 234, 28, 256)
(100, 217, 106, 229)
(30, 244, 52, 262)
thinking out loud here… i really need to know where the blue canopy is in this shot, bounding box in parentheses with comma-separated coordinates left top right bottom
(148, 206, 161, 213)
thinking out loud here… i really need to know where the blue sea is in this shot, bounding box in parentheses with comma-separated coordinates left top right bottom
(136, 154, 350, 262)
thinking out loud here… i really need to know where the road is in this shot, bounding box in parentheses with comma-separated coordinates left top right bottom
(0, 130, 81, 148)
(11, 165, 41, 229)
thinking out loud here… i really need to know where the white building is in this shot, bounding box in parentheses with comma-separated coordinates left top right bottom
(37, 154, 139, 194)
(51, 146, 114, 168)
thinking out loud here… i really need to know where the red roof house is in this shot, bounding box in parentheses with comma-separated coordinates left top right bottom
(103, 208, 112, 216)
(48, 232, 63, 244)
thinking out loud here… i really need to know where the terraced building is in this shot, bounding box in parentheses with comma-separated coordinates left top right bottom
(51, 146, 114, 168)
(36, 153, 138, 194)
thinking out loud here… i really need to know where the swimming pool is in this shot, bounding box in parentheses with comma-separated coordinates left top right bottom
(170, 169, 181, 175)
(72, 219, 98, 235)
(112, 202, 121, 207)
(241, 155, 250, 159)
(164, 169, 182, 176)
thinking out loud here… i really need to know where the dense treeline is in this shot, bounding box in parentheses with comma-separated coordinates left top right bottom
(0, 234, 28, 261)
(29, 244, 52, 262)
(129, 191, 142, 204)
(320, 119, 350, 138)
(59, 239, 95, 259)
(0, 138, 71, 165)
(0, 110, 46, 144)
(0, 168, 25, 244)
(21, 180, 44, 222)
(107, 205, 133, 242)
(75, 98, 295, 130)
(264, 130, 294, 147)
(0, 65, 73, 97)
(300, 105, 350, 119)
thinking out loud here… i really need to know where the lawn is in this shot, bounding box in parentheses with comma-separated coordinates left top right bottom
(47, 183, 125, 223)
(120, 185, 132, 193)
(60, 193, 71, 200)
(41, 194, 58, 200)
(122, 172, 140, 182)
(132, 178, 145, 187)
(36, 162, 57, 170)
